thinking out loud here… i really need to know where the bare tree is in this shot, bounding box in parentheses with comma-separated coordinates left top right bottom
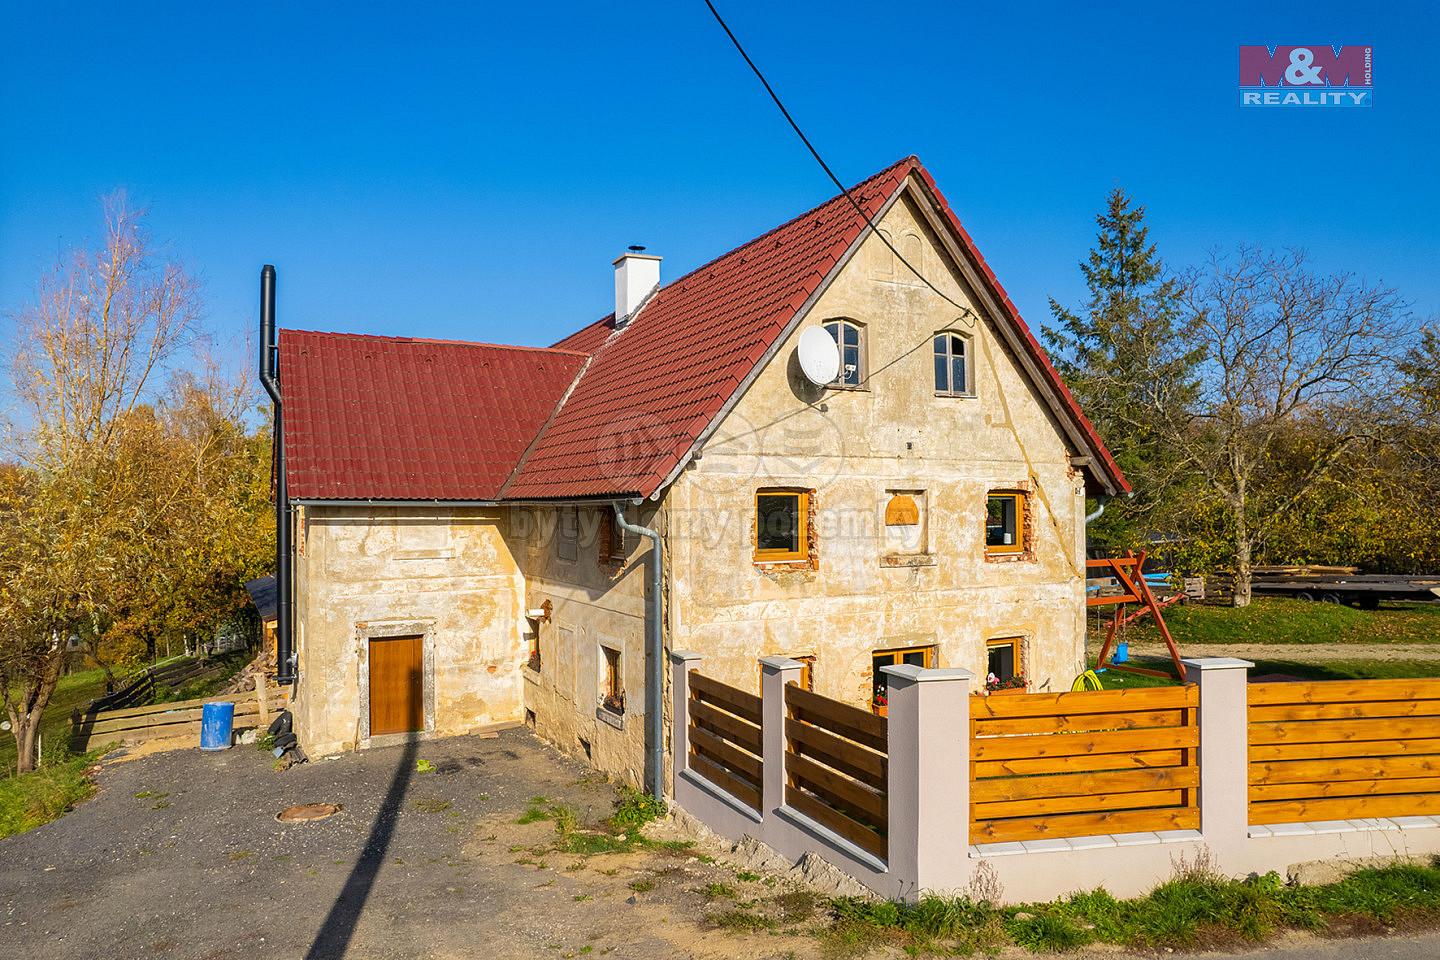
(1160, 246, 1414, 606)
(1, 194, 211, 773)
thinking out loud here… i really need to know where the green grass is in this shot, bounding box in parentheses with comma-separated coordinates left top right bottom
(0, 747, 109, 839)
(0, 667, 110, 779)
(1127, 598, 1440, 647)
(813, 861, 1440, 955)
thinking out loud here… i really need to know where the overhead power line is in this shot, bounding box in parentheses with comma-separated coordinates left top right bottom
(702, 0, 977, 325)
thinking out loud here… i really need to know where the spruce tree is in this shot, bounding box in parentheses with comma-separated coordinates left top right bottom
(1044, 188, 1201, 554)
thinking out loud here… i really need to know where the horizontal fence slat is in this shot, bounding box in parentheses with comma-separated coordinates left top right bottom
(1250, 793, 1440, 826)
(974, 709, 1188, 738)
(77, 689, 260, 723)
(971, 807, 1198, 844)
(689, 699, 762, 755)
(81, 701, 262, 734)
(1250, 776, 1440, 803)
(1249, 699, 1440, 723)
(974, 748, 1187, 779)
(785, 718, 887, 791)
(786, 786, 887, 860)
(689, 725, 762, 786)
(969, 684, 1197, 720)
(971, 725, 1197, 762)
(785, 751, 888, 828)
(785, 685, 886, 752)
(972, 788, 1185, 821)
(1248, 679, 1440, 706)
(971, 766, 1197, 803)
(689, 752, 762, 812)
(1249, 717, 1439, 746)
(689, 672, 762, 726)
(1250, 755, 1440, 786)
(1249, 738, 1440, 763)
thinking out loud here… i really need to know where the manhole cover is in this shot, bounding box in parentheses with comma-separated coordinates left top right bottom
(276, 804, 339, 823)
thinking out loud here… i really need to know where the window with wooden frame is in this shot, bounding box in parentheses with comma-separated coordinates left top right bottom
(870, 645, 935, 713)
(557, 505, 578, 561)
(933, 331, 971, 396)
(985, 637, 1025, 691)
(597, 509, 626, 566)
(985, 492, 1025, 554)
(601, 646, 623, 713)
(755, 489, 809, 562)
(824, 318, 866, 389)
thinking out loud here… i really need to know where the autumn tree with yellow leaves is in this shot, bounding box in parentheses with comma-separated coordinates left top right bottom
(1, 195, 271, 774)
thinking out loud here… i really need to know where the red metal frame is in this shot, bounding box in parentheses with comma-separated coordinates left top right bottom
(1087, 551, 1185, 679)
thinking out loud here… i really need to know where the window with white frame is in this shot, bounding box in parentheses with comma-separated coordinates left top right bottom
(824, 319, 866, 388)
(933, 331, 970, 396)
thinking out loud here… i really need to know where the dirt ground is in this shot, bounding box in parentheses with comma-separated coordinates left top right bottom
(0, 729, 851, 960)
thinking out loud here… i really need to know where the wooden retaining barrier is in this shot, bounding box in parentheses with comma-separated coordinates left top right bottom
(71, 675, 273, 752)
(784, 682, 889, 859)
(687, 671, 764, 812)
(970, 685, 1199, 843)
(1248, 678, 1440, 825)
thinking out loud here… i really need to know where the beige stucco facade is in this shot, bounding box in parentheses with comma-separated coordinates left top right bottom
(290, 505, 529, 756)
(289, 189, 1093, 778)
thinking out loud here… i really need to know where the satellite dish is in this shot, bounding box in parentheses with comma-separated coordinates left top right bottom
(796, 327, 840, 386)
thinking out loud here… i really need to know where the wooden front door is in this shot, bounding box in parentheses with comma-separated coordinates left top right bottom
(369, 635, 424, 736)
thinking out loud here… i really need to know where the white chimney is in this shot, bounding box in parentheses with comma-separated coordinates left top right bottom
(613, 250, 661, 328)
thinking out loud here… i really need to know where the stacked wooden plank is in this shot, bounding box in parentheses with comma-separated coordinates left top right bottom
(688, 671, 763, 812)
(784, 684, 888, 860)
(1248, 678, 1440, 825)
(970, 686, 1199, 843)
(70, 682, 270, 753)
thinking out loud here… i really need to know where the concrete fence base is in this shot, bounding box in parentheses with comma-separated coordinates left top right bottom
(670, 651, 1440, 903)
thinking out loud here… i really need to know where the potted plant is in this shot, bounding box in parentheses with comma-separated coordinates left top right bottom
(986, 672, 1026, 695)
(602, 691, 625, 714)
(872, 691, 888, 717)
(527, 650, 541, 671)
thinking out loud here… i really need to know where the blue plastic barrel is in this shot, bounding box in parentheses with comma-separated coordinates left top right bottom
(200, 701, 235, 751)
(1113, 642, 1129, 664)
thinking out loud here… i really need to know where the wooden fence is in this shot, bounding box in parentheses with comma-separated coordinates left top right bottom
(71, 676, 273, 753)
(1248, 678, 1440, 825)
(784, 683, 889, 859)
(687, 671, 764, 812)
(970, 685, 1199, 843)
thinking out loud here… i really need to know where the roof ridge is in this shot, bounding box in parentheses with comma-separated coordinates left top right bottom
(655, 156, 918, 297)
(285, 328, 590, 359)
(547, 158, 917, 351)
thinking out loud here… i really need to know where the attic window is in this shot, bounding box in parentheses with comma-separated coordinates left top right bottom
(934, 332, 971, 396)
(824, 319, 865, 389)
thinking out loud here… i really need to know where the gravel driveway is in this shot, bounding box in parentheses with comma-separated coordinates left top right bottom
(0, 730, 829, 960)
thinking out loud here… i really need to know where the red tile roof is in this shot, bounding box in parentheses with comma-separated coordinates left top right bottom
(279, 331, 587, 500)
(279, 157, 1128, 501)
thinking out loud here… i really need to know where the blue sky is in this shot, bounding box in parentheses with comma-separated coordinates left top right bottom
(2, 1, 1436, 359)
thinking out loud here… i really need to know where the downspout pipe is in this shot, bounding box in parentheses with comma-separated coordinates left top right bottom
(613, 501, 663, 804)
(258, 265, 295, 685)
(1084, 496, 1108, 525)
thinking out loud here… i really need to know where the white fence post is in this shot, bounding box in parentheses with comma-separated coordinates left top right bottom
(883, 664, 975, 897)
(1183, 657, 1254, 858)
(760, 657, 805, 818)
(669, 650, 703, 783)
